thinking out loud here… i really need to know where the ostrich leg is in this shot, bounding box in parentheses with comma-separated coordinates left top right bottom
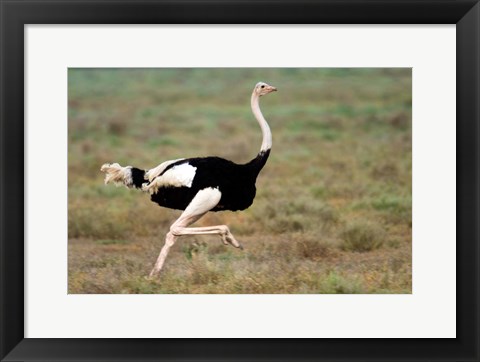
(149, 187, 242, 277)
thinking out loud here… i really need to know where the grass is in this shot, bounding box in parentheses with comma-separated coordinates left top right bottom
(340, 221, 385, 252)
(68, 68, 412, 294)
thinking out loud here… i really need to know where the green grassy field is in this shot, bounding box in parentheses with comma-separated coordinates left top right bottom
(68, 68, 412, 294)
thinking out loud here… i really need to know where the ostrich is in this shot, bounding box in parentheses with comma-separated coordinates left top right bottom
(100, 82, 277, 277)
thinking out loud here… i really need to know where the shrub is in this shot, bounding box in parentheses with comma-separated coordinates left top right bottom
(295, 236, 334, 259)
(319, 272, 364, 294)
(340, 221, 385, 252)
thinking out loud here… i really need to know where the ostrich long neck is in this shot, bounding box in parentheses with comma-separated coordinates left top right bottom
(251, 92, 272, 153)
(245, 91, 271, 176)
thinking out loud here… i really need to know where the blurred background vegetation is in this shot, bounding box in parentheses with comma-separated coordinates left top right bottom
(68, 68, 411, 294)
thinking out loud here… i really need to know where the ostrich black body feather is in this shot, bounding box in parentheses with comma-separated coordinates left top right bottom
(131, 150, 270, 212)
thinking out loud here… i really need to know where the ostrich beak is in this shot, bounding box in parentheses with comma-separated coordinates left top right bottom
(268, 86, 277, 92)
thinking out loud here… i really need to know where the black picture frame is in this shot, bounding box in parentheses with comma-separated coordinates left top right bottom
(1, 1, 479, 361)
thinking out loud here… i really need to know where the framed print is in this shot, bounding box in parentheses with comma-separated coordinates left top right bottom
(1, 1, 479, 361)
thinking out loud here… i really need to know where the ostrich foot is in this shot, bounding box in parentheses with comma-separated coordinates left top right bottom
(221, 231, 243, 250)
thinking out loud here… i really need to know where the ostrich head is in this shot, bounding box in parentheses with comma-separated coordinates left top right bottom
(254, 82, 277, 96)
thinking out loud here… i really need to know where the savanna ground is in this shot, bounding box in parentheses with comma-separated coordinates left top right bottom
(68, 68, 411, 294)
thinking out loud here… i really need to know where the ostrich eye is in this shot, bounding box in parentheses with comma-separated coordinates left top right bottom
(261, 85, 265, 89)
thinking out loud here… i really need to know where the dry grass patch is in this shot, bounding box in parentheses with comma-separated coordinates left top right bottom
(340, 221, 386, 252)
